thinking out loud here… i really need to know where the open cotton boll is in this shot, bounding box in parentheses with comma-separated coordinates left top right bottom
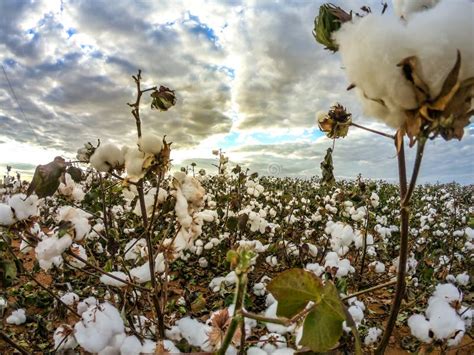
(6, 309, 26, 325)
(77, 296, 98, 315)
(177, 317, 212, 351)
(54, 325, 78, 351)
(100, 272, 130, 287)
(408, 314, 432, 343)
(334, 0, 474, 128)
(120, 335, 142, 355)
(455, 272, 469, 286)
(430, 283, 461, 304)
(90, 143, 124, 172)
(124, 146, 145, 178)
(427, 299, 464, 340)
(35, 234, 73, 271)
(364, 327, 382, 346)
(257, 333, 287, 353)
(138, 133, 163, 155)
(60, 292, 79, 306)
(0, 203, 15, 226)
(8, 194, 38, 220)
(74, 302, 124, 353)
(68, 243, 87, 268)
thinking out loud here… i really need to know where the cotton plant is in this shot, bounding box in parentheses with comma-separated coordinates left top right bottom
(408, 283, 472, 348)
(312, 0, 473, 352)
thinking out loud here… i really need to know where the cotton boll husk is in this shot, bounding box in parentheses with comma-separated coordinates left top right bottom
(0, 204, 15, 225)
(334, 0, 474, 128)
(138, 133, 163, 155)
(408, 314, 432, 343)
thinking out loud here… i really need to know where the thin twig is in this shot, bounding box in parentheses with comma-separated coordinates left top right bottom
(351, 122, 395, 139)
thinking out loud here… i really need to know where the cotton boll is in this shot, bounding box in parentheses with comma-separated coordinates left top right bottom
(431, 283, 461, 304)
(408, 314, 432, 343)
(257, 333, 287, 353)
(138, 133, 163, 155)
(177, 317, 212, 351)
(0, 203, 15, 226)
(100, 272, 129, 287)
(163, 340, 180, 353)
(60, 292, 79, 306)
(120, 335, 142, 355)
(8, 194, 38, 220)
(6, 309, 26, 325)
(68, 243, 87, 268)
(90, 143, 124, 172)
(364, 327, 382, 346)
(74, 302, 124, 353)
(455, 272, 469, 286)
(54, 325, 78, 351)
(426, 298, 463, 340)
(77, 296, 98, 315)
(334, 0, 474, 128)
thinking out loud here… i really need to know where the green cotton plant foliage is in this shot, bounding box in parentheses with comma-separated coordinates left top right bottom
(268, 269, 346, 352)
(301, 281, 346, 352)
(267, 268, 323, 318)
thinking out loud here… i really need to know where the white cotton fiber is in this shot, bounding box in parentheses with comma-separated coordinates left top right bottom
(0, 204, 15, 226)
(408, 314, 432, 343)
(334, 0, 474, 128)
(6, 309, 26, 325)
(8, 194, 38, 220)
(138, 133, 163, 155)
(90, 143, 124, 172)
(100, 272, 129, 287)
(74, 302, 124, 353)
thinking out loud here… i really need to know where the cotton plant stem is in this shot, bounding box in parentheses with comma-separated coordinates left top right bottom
(402, 138, 427, 205)
(128, 69, 166, 340)
(351, 122, 395, 140)
(376, 136, 410, 355)
(241, 303, 317, 327)
(356, 201, 370, 288)
(217, 273, 248, 355)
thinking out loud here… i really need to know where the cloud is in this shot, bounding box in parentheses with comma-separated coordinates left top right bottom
(0, 0, 472, 183)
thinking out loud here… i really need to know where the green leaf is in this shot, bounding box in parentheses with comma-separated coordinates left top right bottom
(267, 269, 323, 318)
(226, 216, 238, 232)
(300, 281, 345, 352)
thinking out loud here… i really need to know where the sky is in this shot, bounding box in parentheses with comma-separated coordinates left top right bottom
(0, 0, 472, 184)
